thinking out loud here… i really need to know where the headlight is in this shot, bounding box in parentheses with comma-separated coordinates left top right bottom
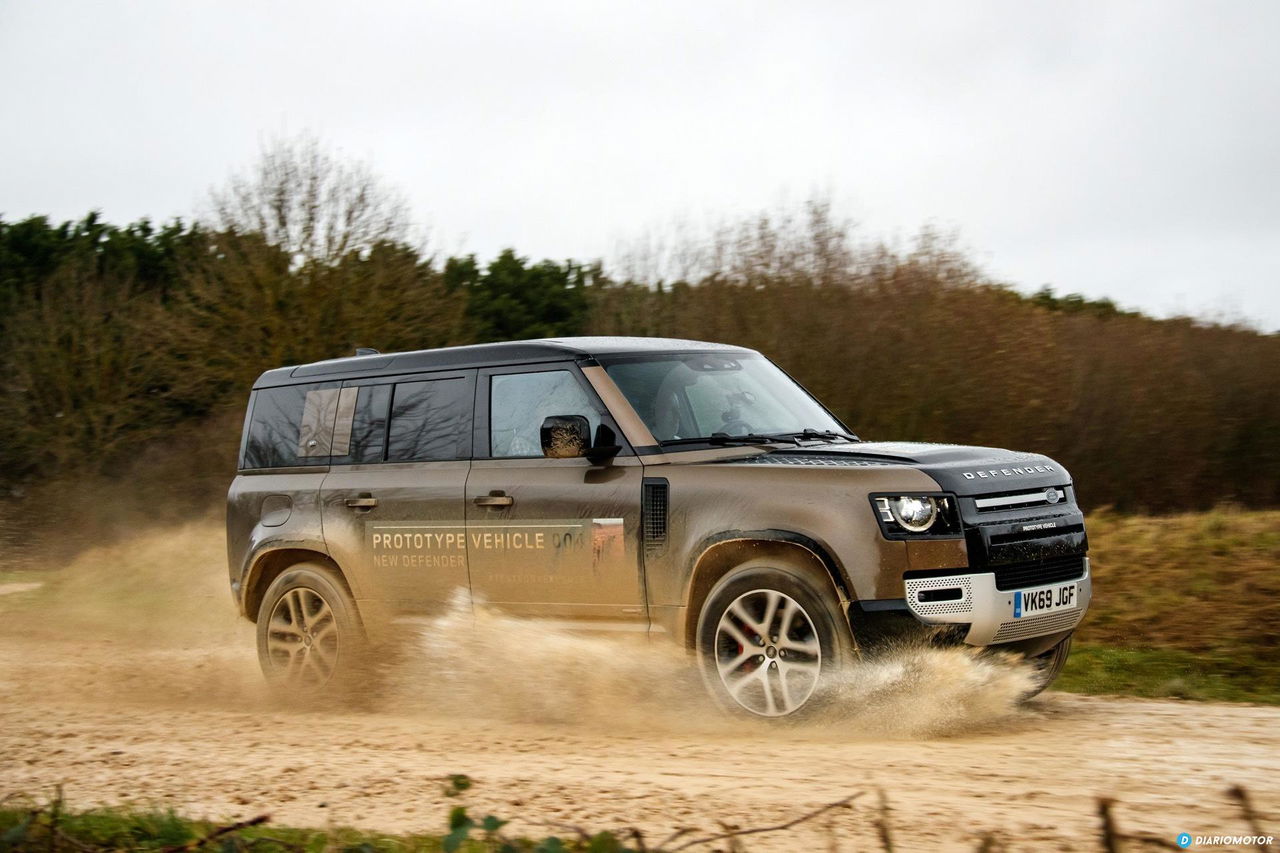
(872, 494, 961, 537)
(889, 496, 937, 532)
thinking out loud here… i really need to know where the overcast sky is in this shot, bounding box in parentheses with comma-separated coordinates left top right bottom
(2, 0, 1277, 329)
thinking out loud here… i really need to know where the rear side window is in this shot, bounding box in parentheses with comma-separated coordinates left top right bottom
(242, 382, 346, 469)
(386, 377, 473, 462)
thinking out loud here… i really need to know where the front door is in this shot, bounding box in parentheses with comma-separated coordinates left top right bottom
(320, 370, 476, 617)
(465, 364, 647, 628)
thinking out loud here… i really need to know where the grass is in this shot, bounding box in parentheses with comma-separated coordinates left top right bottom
(5, 788, 1267, 853)
(0, 800, 446, 852)
(1059, 506, 1280, 704)
(0, 787, 865, 853)
(1056, 644, 1280, 704)
(0, 794, 636, 853)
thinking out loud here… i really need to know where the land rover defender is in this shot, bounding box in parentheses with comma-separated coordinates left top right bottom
(227, 337, 1091, 716)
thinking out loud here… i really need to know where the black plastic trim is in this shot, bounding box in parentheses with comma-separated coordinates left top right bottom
(853, 598, 909, 612)
(641, 477, 670, 557)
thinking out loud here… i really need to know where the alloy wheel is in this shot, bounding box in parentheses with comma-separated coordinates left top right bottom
(713, 588, 822, 716)
(265, 587, 340, 686)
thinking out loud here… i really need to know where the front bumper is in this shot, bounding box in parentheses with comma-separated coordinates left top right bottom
(904, 557, 1092, 645)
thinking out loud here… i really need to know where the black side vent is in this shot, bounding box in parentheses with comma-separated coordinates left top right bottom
(642, 478, 669, 557)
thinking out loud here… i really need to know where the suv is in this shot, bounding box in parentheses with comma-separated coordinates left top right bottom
(227, 337, 1090, 716)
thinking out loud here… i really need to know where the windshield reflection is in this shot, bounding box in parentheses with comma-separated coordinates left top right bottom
(602, 353, 846, 445)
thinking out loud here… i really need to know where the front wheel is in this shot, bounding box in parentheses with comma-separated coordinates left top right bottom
(696, 560, 851, 718)
(256, 562, 364, 693)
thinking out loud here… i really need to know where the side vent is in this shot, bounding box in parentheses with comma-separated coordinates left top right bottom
(642, 478, 669, 557)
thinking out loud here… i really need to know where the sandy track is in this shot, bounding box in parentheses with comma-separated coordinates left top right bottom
(2, 641, 1277, 852)
(1, 523, 1277, 851)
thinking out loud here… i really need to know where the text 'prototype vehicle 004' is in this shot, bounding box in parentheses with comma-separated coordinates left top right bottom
(227, 337, 1091, 717)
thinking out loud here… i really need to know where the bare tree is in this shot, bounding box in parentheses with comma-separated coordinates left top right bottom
(162, 135, 466, 401)
(208, 133, 413, 267)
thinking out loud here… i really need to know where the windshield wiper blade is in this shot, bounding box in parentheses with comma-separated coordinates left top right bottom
(658, 429, 860, 448)
(658, 434, 790, 447)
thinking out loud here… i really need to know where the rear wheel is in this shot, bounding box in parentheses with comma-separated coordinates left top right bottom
(256, 562, 364, 693)
(1026, 633, 1073, 697)
(696, 560, 851, 718)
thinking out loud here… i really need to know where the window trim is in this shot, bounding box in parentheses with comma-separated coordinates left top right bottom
(474, 361, 633, 461)
(332, 368, 478, 465)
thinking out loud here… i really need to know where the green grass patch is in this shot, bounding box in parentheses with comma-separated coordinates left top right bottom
(0, 802, 441, 852)
(1053, 507, 1280, 705)
(0, 793, 642, 853)
(1056, 643, 1280, 705)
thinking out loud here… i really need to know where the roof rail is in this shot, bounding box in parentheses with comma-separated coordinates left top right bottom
(354, 347, 380, 356)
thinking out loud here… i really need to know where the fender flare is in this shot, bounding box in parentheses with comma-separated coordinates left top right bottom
(238, 539, 341, 621)
(681, 528, 854, 648)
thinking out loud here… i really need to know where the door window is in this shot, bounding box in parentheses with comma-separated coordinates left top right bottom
(490, 370, 600, 458)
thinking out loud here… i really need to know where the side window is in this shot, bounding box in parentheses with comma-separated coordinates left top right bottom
(242, 382, 343, 469)
(387, 378, 473, 462)
(490, 370, 600, 458)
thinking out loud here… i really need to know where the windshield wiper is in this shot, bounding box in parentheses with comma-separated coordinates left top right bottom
(659, 429, 860, 448)
(658, 434, 789, 448)
(734, 430, 859, 446)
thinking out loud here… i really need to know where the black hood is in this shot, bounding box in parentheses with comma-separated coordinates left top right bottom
(760, 441, 1072, 496)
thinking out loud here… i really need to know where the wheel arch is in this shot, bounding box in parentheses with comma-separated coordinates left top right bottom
(682, 530, 851, 650)
(242, 548, 352, 623)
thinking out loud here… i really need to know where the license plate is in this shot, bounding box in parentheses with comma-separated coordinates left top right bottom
(1013, 581, 1079, 618)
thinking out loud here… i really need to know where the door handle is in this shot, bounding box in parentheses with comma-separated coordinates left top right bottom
(345, 496, 379, 509)
(474, 492, 514, 508)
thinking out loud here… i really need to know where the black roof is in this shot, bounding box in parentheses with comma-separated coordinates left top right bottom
(253, 336, 754, 388)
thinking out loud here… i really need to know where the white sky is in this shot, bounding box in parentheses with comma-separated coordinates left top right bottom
(2, 0, 1278, 330)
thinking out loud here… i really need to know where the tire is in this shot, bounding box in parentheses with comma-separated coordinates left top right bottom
(256, 562, 366, 695)
(1026, 633, 1073, 697)
(696, 559, 852, 719)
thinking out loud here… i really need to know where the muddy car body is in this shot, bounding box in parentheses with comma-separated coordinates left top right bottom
(227, 337, 1091, 716)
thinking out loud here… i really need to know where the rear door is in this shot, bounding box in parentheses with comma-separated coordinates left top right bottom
(464, 363, 648, 628)
(320, 370, 476, 617)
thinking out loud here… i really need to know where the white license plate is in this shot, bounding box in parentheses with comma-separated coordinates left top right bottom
(1013, 581, 1080, 618)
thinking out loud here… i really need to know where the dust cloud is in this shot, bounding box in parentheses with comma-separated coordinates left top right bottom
(0, 517, 264, 707)
(386, 599, 1037, 738)
(1, 518, 1036, 739)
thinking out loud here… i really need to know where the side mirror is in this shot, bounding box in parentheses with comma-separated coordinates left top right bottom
(586, 424, 622, 464)
(539, 417, 623, 463)
(540, 415, 590, 458)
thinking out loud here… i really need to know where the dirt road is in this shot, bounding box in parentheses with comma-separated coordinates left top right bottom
(1, 522, 1277, 851)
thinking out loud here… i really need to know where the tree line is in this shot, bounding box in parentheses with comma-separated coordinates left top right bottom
(1, 139, 1276, 512)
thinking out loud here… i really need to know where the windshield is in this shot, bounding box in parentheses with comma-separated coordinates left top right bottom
(602, 353, 846, 444)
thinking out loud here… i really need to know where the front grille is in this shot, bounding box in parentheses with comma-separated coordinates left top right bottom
(992, 608, 1083, 643)
(974, 487, 1067, 512)
(992, 554, 1086, 591)
(989, 523, 1085, 547)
